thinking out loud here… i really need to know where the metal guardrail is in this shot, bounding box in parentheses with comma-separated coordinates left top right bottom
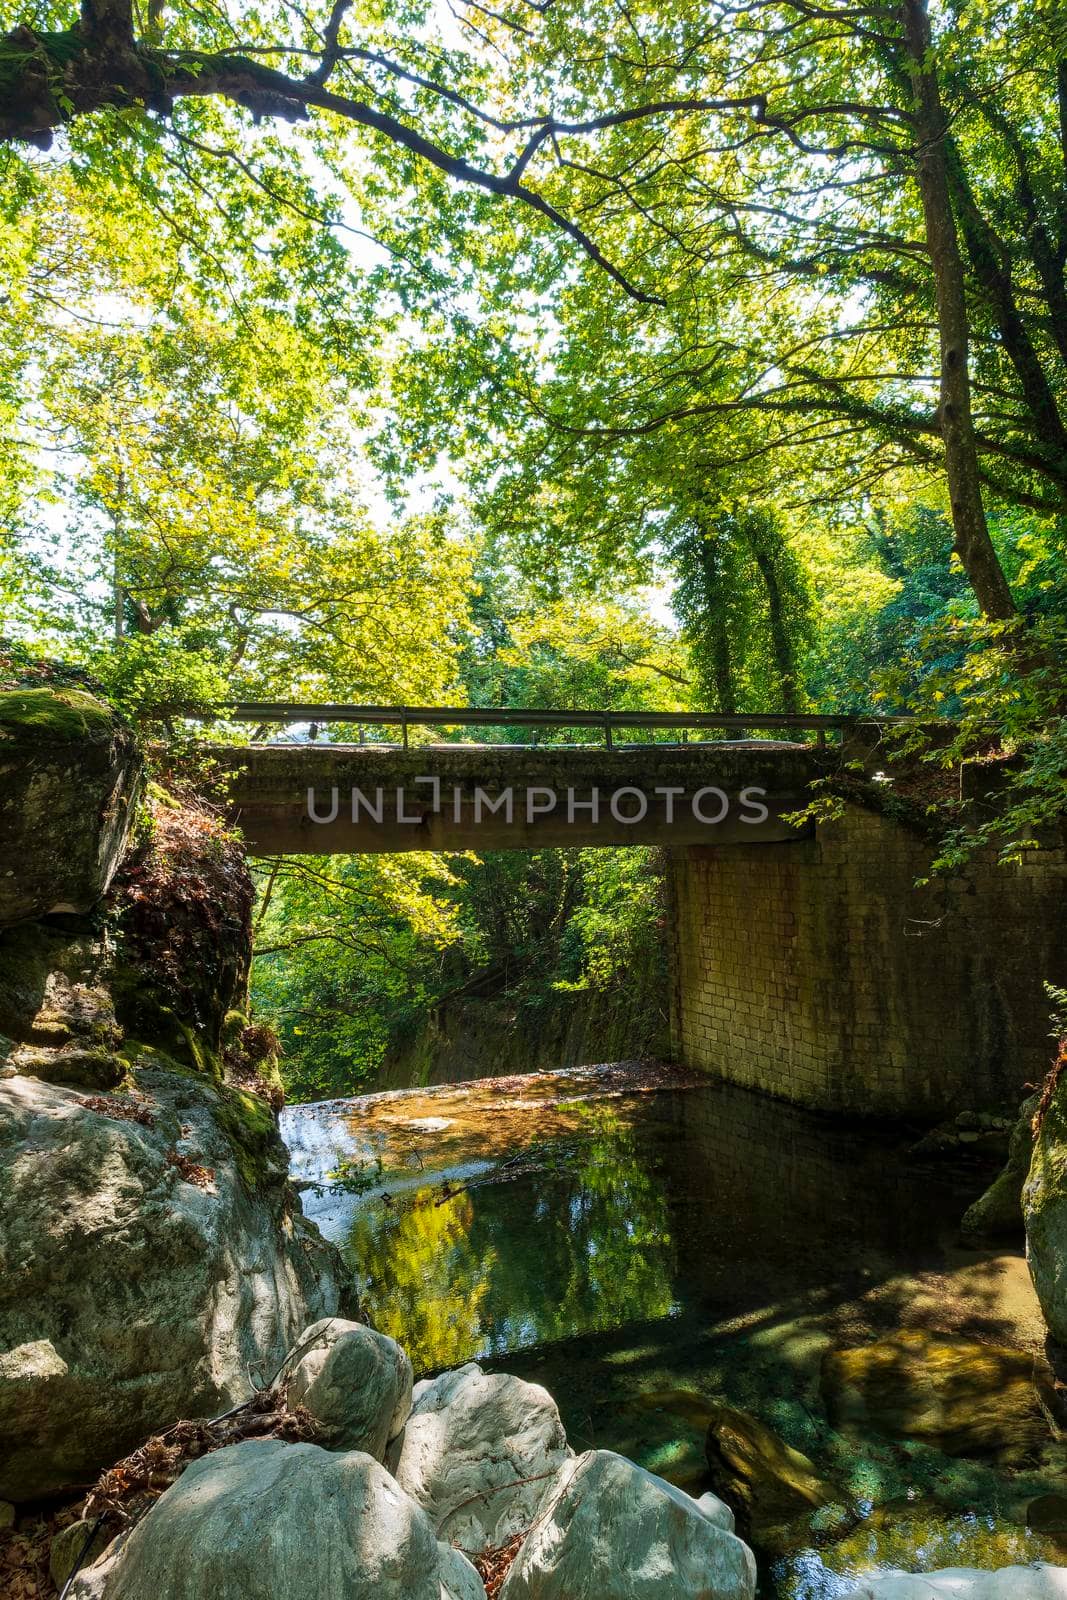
(173, 702, 928, 751)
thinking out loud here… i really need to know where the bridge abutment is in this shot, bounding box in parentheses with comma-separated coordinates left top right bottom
(668, 803, 1067, 1118)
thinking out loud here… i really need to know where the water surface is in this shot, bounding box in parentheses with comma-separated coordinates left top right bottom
(282, 1065, 1067, 1596)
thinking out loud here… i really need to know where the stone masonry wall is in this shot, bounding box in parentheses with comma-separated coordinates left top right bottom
(669, 803, 1067, 1119)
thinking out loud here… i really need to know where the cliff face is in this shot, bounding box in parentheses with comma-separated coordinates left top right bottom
(0, 690, 347, 1501)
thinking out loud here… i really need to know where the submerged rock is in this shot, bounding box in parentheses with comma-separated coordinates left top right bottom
(393, 1362, 572, 1549)
(841, 1567, 1067, 1598)
(498, 1448, 757, 1600)
(704, 1403, 841, 1540)
(68, 1439, 444, 1600)
(284, 1316, 412, 1459)
(1029, 1495, 1067, 1536)
(821, 1328, 1048, 1464)
(0, 1070, 343, 1501)
(962, 1094, 1039, 1240)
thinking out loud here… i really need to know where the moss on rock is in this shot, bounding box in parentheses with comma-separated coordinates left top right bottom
(1023, 1050, 1067, 1344)
(963, 1094, 1039, 1240)
(109, 800, 253, 1050)
(214, 1082, 287, 1191)
(0, 686, 120, 745)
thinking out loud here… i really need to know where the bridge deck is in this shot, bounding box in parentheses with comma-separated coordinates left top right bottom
(213, 739, 826, 854)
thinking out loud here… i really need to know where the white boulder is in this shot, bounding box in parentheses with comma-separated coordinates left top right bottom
(439, 1542, 488, 1600)
(392, 1363, 572, 1549)
(841, 1568, 1067, 1599)
(0, 1072, 342, 1501)
(284, 1317, 412, 1459)
(694, 1490, 736, 1532)
(499, 1449, 757, 1600)
(70, 1438, 442, 1600)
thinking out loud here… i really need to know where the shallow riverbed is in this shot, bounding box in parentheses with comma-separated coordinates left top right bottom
(281, 1064, 1067, 1597)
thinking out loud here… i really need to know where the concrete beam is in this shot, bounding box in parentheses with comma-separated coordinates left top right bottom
(212, 741, 822, 855)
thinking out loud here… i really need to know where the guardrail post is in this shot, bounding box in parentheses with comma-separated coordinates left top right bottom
(401, 710, 409, 750)
(603, 714, 614, 751)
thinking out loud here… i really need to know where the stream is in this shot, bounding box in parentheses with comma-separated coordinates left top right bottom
(281, 1062, 1067, 1597)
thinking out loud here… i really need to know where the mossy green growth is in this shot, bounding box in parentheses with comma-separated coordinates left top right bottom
(221, 1009, 250, 1049)
(114, 1004, 223, 1081)
(0, 687, 118, 745)
(215, 1083, 283, 1191)
(123, 1042, 282, 1190)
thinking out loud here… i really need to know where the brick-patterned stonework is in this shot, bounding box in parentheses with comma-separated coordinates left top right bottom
(669, 803, 1067, 1118)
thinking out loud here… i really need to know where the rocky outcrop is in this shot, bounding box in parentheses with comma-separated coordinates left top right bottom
(51, 1520, 113, 1590)
(378, 984, 668, 1091)
(0, 692, 346, 1500)
(841, 1569, 1067, 1598)
(821, 1328, 1049, 1466)
(392, 1363, 572, 1549)
(0, 688, 142, 928)
(284, 1317, 412, 1459)
(438, 1544, 487, 1600)
(498, 1449, 757, 1600)
(0, 1068, 342, 1500)
(1024, 1058, 1067, 1344)
(70, 1440, 449, 1600)
(962, 1094, 1039, 1240)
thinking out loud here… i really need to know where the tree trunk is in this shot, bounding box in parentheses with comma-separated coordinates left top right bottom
(751, 537, 799, 713)
(693, 528, 737, 714)
(900, 0, 1018, 621)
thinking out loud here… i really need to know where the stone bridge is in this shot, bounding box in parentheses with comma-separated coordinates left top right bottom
(201, 704, 1067, 1121)
(213, 739, 823, 854)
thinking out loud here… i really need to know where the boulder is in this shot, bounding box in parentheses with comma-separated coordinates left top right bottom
(1025, 1074, 1067, 1344)
(0, 1070, 344, 1500)
(68, 1439, 443, 1600)
(438, 1543, 487, 1600)
(694, 1490, 736, 1532)
(962, 1095, 1039, 1239)
(392, 1363, 572, 1549)
(840, 1568, 1067, 1598)
(821, 1328, 1048, 1465)
(284, 1317, 412, 1459)
(68, 1554, 118, 1600)
(50, 1520, 114, 1590)
(498, 1449, 757, 1600)
(0, 688, 141, 928)
(704, 1404, 840, 1539)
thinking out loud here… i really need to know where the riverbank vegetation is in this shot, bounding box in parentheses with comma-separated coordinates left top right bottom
(1, 0, 1065, 1097)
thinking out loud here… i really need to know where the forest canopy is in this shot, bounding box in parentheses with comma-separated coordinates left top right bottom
(1, 0, 1065, 1093)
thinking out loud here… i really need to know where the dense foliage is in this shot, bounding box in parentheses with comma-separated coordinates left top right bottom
(1, 0, 1065, 1095)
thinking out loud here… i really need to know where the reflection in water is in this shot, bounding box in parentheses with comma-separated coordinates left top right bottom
(350, 1189, 495, 1372)
(778, 1507, 1064, 1599)
(350, 1105, 676, 1371)
(283, 1068, 1067, 1599)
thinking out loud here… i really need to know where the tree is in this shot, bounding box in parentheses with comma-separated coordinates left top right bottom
(671, 510, 812, 714)
(368, 0, 1067, 623)
(5, 181, 472, 710)
(5, 0, 1066, 624)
